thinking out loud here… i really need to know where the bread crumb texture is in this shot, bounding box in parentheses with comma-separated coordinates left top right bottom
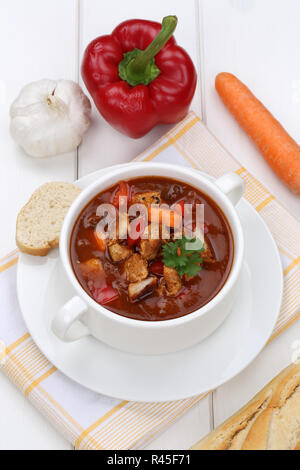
(16, 182, 81, 256)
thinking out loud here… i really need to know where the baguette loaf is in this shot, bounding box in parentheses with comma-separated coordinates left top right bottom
(191, 362, 300, 450)
(16, 182, 81, 256)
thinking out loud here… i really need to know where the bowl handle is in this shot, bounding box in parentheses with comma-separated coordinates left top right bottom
(215, 172, 245, 206)
(51, 296, 90, 342)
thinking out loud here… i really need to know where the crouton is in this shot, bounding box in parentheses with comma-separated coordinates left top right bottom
(202, 237, 215, 263)
(163, 266, 182, 296)
(124, 253, 148, 282)
(131, 191, 162, 208)
(108, 242, 132, 262)
(140, 238, 161, 261)
(128, 277, 157, 302)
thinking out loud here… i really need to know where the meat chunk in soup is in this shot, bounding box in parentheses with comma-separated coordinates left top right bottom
(77, 258, 105, 280)
(128, 277, 158, 302)
(80, 258, 103, 273)
(70, 176, 233, 321)
(163, 266, 182, 296)
(140, 223, 163, 259)
(131, 191, 162, 207)
(108, 242, 132, 262)
(140, 238, 161, 261)
(106, 214, 129, 244)
(202, 237, 215, 263)
(156, 278, 166, 296)
(124, 253, 148, 282)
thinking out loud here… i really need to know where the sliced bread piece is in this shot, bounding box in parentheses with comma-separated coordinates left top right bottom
(16, 182, 81, 256)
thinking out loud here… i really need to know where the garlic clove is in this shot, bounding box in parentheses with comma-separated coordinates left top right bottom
(10, 79, 91, 158)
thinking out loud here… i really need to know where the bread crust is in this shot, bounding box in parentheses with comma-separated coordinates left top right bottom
(16, 237, 57, 256)
(191, 362, 300, 450)
(16, 182, 81, 256)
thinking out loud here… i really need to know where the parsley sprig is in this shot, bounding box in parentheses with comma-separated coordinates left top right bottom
(162, 236, 205, 278)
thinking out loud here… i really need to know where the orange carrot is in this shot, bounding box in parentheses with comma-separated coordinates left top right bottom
(215, 72, 300, 194)
(94, 231, 106, 251)
(148, 207, 182, 228)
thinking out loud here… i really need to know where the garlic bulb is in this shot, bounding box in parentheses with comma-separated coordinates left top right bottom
(10, 79, 91, 158)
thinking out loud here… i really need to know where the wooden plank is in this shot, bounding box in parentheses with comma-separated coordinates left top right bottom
(0, 0, 77, 450)
(200, 0, 300, 432)
(78, 0, 211, 449)
(0, 0, 78, 258)
(0, 373, 72, 450)
(200, 0, 300, 217)
(144, 396, 212, 450)
(213, 322, 300, 429)
(78, 0, 202, 177)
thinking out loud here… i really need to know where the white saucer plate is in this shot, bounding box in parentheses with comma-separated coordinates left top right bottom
(17, 165, 283, 402)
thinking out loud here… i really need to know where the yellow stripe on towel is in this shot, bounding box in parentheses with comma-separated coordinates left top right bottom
(0, 257, 18, 273)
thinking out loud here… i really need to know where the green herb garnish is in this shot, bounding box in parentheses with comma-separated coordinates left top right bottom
(162, 236, 205, 278)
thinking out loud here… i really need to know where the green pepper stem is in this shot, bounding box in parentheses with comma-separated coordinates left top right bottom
(128, 16, 177, 76)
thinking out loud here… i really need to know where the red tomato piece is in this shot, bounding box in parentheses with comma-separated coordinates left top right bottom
(174, 200, 185, 215)
(128, 217, 146, 246)
(112, 181, 129, 207)
(93, 285, 119, 305)
(93, 230, 106, 251)
(149, 259, 164, 276)
(177, 287, 191, 299)
(127, 236, 137, 248)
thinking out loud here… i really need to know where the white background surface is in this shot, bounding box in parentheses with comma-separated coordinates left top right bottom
(0, 0, 299, 450)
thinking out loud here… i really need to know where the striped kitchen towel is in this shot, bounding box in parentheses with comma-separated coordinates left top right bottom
(0, 111, 299, 449)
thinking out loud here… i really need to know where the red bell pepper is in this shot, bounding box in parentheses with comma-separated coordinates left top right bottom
(112, 181, 129, 207)
(149, 258, 164, 276)
(127, 217, 146, 247)
(93, 285, 119, 305)
(81, 16, 197, 138)
(173, 200, 186, 216)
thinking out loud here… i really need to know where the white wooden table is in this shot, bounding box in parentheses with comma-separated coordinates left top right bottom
(0, 0, 299, 450)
